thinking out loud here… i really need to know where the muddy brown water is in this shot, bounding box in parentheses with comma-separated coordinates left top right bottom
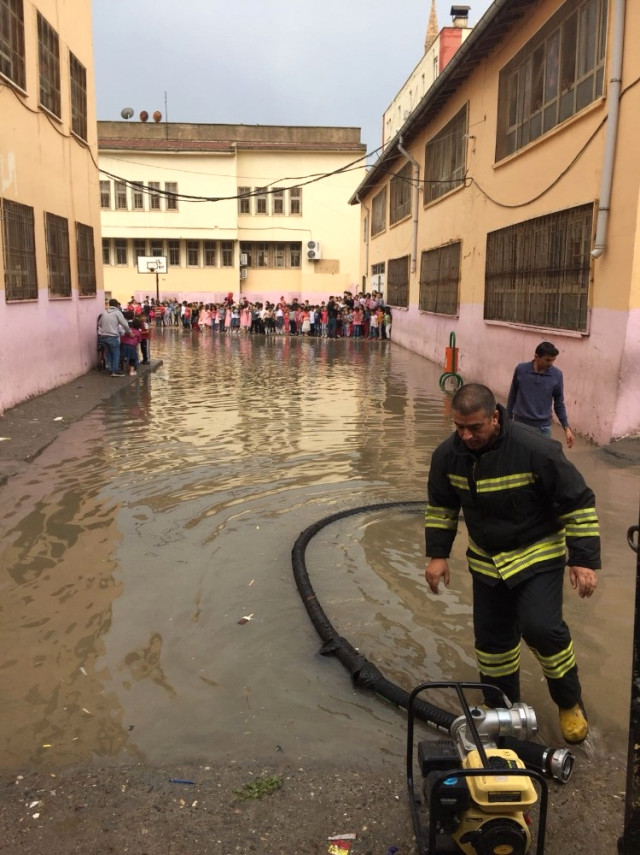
(0, 330, 637, 775)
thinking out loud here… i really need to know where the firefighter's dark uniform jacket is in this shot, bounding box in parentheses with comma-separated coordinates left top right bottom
(425, 405, 600, 587)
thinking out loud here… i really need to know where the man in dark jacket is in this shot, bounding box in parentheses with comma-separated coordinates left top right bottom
(425, 384, 599, 744)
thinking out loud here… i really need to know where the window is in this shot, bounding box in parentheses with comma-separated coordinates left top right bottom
(390, 162, 412, 225)
(240, 242, 252, 267)
(221, 241, 233, 267)
(203, 240, 216, 267)
(76, 223, 96, 296)
(238, 242, 301, 269)
(371, 187, 387, 236)
(114, 239, 127, 266)
(496, 0, 608, 160)
(387, 255, 410, 307)
(425, 104, 467, 202)
(148, 181, 161, 210)
(186, 240, 199, 266)
(69, 52, 87, 140)
(115, 181, 128, 210)
(256, 188, 268, 215)
(99, 180, 111, 209)
(1, 198, 37, 300)
(132, 182, 144, 210)
(256, 243, 269, 267)
(102, 238, 111, 265)
(37, 12, 61, 117)
(289, 243, 301, 267)
(150, 240, 164, 257)
(0, 0, 26, 90)
(272, 189, 285, 215)
(484, 203, 593, 332)
(274, 242, 285, 268)
(133, 239, 147, 260)
(165, 181, 178, 210)
(289, 187, 302, 215)
(419, 241, 460, 315)
(45, 212, 71, 297)
(238, 186, 251, 214)
(168, 239, 180, 267)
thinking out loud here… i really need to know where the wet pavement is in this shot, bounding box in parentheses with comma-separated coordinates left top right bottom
(0, 328, 638, 779)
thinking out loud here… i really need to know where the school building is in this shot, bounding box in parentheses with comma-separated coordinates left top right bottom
(97, 121, 366, 307)
(0, 0, 102, 414)
(350, 0, 640, 445)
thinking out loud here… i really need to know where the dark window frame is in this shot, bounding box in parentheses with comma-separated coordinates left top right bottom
(69, 51, 87, 140)
(387, 255, 410, 307)
(1, 197, 37, 301)
(0, 0, 26, 90)
(371, 187, 387, 236)
(484, 203, 594, 332)
(76, 222, 96, 296)
(425, 104, 468, 203)
(37, 12, 61, 118)
(419, 241, 461, 315)
(238, 186, 251, 214)
(165, 181, 178, 211)
(45, 211, 71, 298)
(389, 162, 412, 225)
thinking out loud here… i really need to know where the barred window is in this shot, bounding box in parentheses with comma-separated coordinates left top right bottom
(114, 239, 127, 266)
(256, 188, 268, 215)
(69, 52, 87, 140)
(165, 181, 178, 210)
(150, 240, 164, 257)
(289, 242, 301, 267)
(238, 241, 302, 269)
(371, 187, 387, 236)
(289, 187, 302, 215)
(99, 180, 111, 209)
(484, 204, 593, 332)
(168, 239, 180, 267)
(76, 222, 96, 296)
(37, 12, 60, 117)
(102, 238, 111, 265)
(496, 0, 608, 160)
(387, 255, 410, 307)
(1, 198, 37, 300)
(133, 239, 147, 260)
(115, 181, 128, 210)
(45, 212, 71, 297)
(203, 240, 216, 267)
(389, 162, 412, 225)
(419, 242, 460, 315)
(221, 241, 234, 267)
(0, 0, 26, 90)
(238, 187, 251, 214)
(425, 104, 467, 202)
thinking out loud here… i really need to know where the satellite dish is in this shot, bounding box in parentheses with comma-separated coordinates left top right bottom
(120, 107, 134, 119)
(153, 110, 162, 123)
(139, 110, 149, 122)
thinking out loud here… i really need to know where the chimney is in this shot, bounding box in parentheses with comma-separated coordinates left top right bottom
(450, 5, 470, 27)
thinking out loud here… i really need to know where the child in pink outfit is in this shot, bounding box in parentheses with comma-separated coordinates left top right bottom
(121, 319, 142, 374)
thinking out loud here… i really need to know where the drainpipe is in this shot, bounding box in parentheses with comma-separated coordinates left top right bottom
(355, 193, 370, 288)
(398, 136, 420, 274)
(592, 0, 626, 259)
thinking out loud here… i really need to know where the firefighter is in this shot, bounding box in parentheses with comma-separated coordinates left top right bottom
(425, 384, 599, 744)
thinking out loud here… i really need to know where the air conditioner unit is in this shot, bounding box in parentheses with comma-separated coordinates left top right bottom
(240, 268, 248, 280)
(240, 253, 248, 266)
(306, 239, 321, 260)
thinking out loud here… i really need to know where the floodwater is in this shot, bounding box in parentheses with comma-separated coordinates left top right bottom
(0, 329, 637, 774)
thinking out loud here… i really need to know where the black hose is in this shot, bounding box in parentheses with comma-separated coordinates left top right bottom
(291, 501, 574, 782)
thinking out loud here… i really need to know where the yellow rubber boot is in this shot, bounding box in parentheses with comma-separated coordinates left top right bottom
(559, 703, 588, 744)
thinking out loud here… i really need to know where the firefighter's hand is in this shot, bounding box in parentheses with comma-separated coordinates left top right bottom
(569, 566, 597, 598)
(425, 558, 450, 594)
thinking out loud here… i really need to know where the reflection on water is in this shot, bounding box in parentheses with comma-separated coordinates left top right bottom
(0, 330, 637, 774)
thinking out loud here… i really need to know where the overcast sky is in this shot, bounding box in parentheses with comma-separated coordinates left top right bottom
(92, 0, 493, 157)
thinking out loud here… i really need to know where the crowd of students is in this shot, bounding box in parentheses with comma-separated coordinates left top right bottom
(125, 291, 392, 340)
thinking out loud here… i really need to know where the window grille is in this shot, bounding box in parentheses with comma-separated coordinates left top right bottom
(165, 182, 178, 210)
(371, 187, 387, 236)
(168, 240, 180, 266)
(496, 0, 608, 160)
(387, 255, 410, 307)
(45, 212, 71, 297)
(186, 240, 199, 266)
(289, 187, 302, 215)
(69, 52, 87, 140)
(102, 238, 111, 265)
(0, 0, 26, 90)
(256, 188, 268, 215)
(425, 105, 467, 202)
(484, 203, 593, 332)
(272, 189, 285, 215)
(115, 181, 128, 210)
(203, 240, 216, 267)
(150, 240, 164, 257)
(37, 12, 60, 117)
(221, 241, 234, 267)
(390, 162, 412, 224)
(133, 239, 147, 259)
(132, 182, 144, 210)
(99, 180, 111, 209)
(114, 239, 127, 266)
(76, 222, 96, 296)
(419, 242, 460, 315)
(238, 187, 251, 214)
(1, 198, 37, 300)
(148, 181, 161, 210)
